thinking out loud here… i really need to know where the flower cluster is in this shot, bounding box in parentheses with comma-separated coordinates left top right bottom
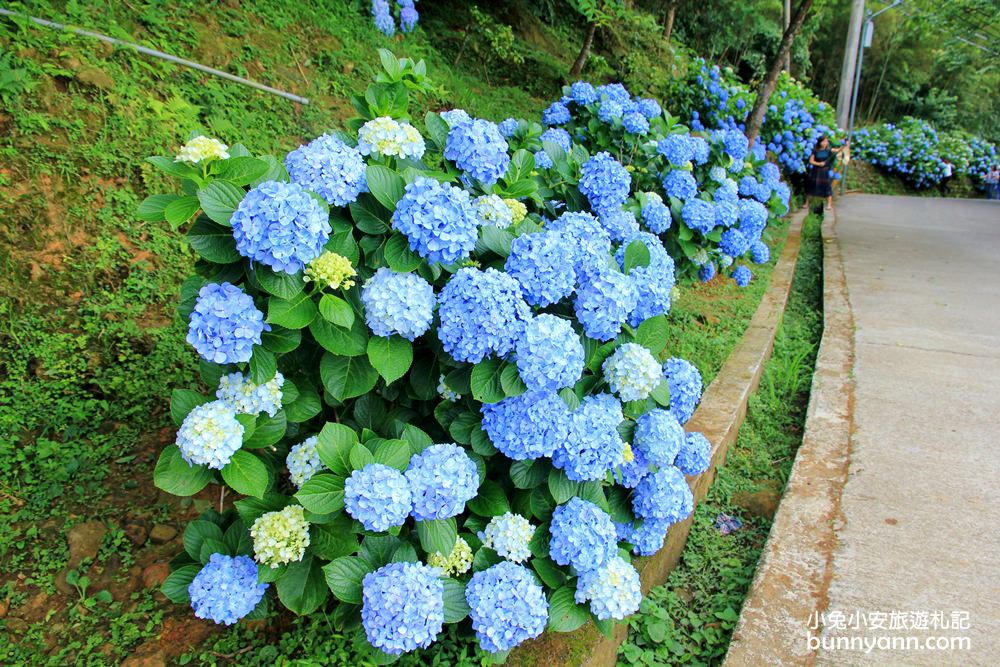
(362, 562, 443, 654)
(176, 400, 244, 469)
(481, 390, 570, 461)
(633, 466, 694, 525)
(515, 314, 584, 392)
(358, 117, 426, 159)
(634, 409, 686, 468)
(575, 556, 642, 620)
(216, 371, 283, 417)
(428, 537, 473, 576)
(189, 554, 267, 625)
(250, 505, 311, 568)
(444, 117, 510, 185)
(475, 194, 514, 228)
(481, 513, 535, 563)
(361, 268, 436, 340)
(175, 135, 229, 164)
(285, 134, 367, 207)
(405, 444, 479, 520)
(393, 177, 478, 265)
(554, 394, 626, 482)
(602, 343, 662, 402)
(437, 267, 531, 363)
(286, 436, 321, 488)
(466, 562, 548, 653)
(304, 251, 357, 290)
(549, 497, 618, 572)
(578, 152, 632, 214)
(345, 463, 413, 531)
(504, 231, 576, 307)
(663, 357, 703, 424)
(676, 431, 712, 476)
(186, 282, 268, 365)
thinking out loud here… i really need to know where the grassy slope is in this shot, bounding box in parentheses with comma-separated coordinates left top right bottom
(619, 214, 824, 666)
(1, 1, 793, 663)
(844, 160, 981, 199)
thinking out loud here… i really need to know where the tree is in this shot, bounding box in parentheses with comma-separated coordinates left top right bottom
(745, 0, 814, 146)
(663, 0, 678, 42)
(568, 0, 625, 77)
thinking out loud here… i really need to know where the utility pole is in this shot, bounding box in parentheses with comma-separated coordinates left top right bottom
(783, 0, 792, 72)
(836, 0, 866, 129)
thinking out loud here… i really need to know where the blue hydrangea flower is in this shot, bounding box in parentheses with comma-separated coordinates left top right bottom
(636, 98, 662, 119)
(614, 448, 651, 488)
(440, 109, 471, 127)
(399, 1, 419, 32)
(549, 497, 618, 573)
(362, 562, 444, 655)
(475, 194, 515, 229)
(640, 193, 672, 234)
(570, 81, 598, 105)
(480, 513, 535, 563)
(597, 83, 631, 104)
(720, 228, 751, 257)
(548, 211, 612, 279)
(664, 357, 703, 424)
(739, 176, 761, 197)
(481, 390, 571, 461)
(216, 371, 283, 417)
(189, 554, 267, 625)
(614, 230, 675, 326)
(722, 129, 749, 161)
(498, 118, 519, 137)
(466, 562, 548, 653)
(658, 135, 694, 166)
(540, 127, 572, 153)
(405, 443, 479, 521)
(733, 265, 753, 287)
(574, 269, 637, 342)
(504, 231, 576, 307)
(516, 315, 584, 392)
(681, 199, 716, 234)
(750, 241, 770, 264)
(598, 100, 625, 123)
(602, 343, 662, 402)
(709, 166, 728, 183)
(629, 518, 671, 556)
(579, 152, 631, 214)
(543, 101, 571, 126)
(614, 521, 633, 542)
(575, 556, 642, 620)
(633, 466, 694, 524)
(345, 463, 412, 532)
(714, 179, 739, 203)
(622, 110, 650, 135)
(444, 118, 510, 186)
(699, 262, 717, 282)
(737, 199, 768, 239)
(176, 400, 244, 470)
(231, 181, 331, 274)
(361, 268, 435, 341)
(392, 177, 478, 265)
(553, 393, 626, 481)
(599, 209, 640, 242)
(634, 409, 686, 468)
(372, 0, 395, 35)
(286, 435, 321, 489)
(760, 162, 781, 186)
(534, 149, 554, 169)
(676, 432, 712, 476)
(690, 136, 710, 165)
(437, 267, 531, 363)
(715, 200, 739, 228)
(285, 134, 367, 208)
(662, 170, 698, 200)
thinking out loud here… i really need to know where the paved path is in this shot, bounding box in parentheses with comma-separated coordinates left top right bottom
(820, 195, 1000, 665)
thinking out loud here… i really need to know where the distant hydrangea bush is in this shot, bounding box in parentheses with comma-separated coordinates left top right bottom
(149, 53, 745, 660)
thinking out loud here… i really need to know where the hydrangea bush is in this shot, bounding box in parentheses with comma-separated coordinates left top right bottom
(146, 52, 720, 661)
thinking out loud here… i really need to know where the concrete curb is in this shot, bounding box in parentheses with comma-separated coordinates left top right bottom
(508, 209, 807, 667)
(724, 208, 856, 666)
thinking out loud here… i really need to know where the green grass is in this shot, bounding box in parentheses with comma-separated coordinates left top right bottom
(618, 214, 824, 666)
(844, 160, 981, 199)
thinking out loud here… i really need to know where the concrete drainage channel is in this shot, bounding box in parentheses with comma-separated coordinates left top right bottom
(506, 208, 808, 667)
(724, 208, 855, 666)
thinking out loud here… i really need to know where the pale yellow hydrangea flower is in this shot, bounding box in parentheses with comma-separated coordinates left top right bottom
(251, 505, 311, 568)
(175, 136, 230, 164)
(304, 251, 357, 290)
(427, 537, 473, 576)
(503, 198, 527, 225)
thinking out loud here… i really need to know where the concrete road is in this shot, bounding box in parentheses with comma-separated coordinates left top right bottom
(819, 195, 1000, 666)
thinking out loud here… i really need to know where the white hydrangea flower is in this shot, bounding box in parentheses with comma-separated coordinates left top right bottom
(437, 374, 461, 402)
(602, 343, 662, 402)
(286, 436, 321, 489)
(357, 116, 426, 160)
(216, 371, 284, 417)
(480, 512, 535, 563)
(474, 194, 514, 228)
(251, 505, 310, 568)
(175, 135, 230, 164)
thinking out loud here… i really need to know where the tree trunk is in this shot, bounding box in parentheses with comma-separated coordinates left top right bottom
(745, 0, 814, 147)
(570, 20, 598, 77)
(663, 1, 677, 42)
(782, 0, 792, 72)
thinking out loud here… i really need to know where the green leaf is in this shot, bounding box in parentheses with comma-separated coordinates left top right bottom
(471, 358, 505, 404)
(214, 156, 270, 186)
(548, 469, 577, 504)
(249, 346, 277, 384)
(349, 442, 375, 470)
(161, 564, 201, 603)
(416, 518, 458, 556)
(245, 411, 286, 448)
(470, 427, 497, 456)
(220, 450, 269, 499)
(147, 155, 198, 179)
(424, 111, 450, 149)
(267, 293, 318, 330)
(531, 557, 567, 589)
(310, 317, 368, 356)
(559, 387, 580, 411)
(322, 556, 370, 604)
(316, 422, 359, 476)
(310, 519, 358, 561)
(507, 149, 535, 182)
(164, 196, 201, 229)
(285, 385, 322, 422)
(277, 554, 328, 615)
(401, 424, 433, 455)
(187, 218, 241, 264)
(199, 537, 230, 563)
(466, 480, 508, 517)
(295, 474, 345, 514)
(137, 194, 179, 222)
(234, 493, 289, 527)
(253, 155, 289, 186)
(499, 363, 527, 398)
(510, 459, 547, 490)
(477, 226, 515, 257)
(442, 579, 471, 623)
(153, 446, 212, 497)
(319, 294, 355, 328)
(635, 314, 669, 358)
(255, 267, 305, 300)
(367, 336, 413, 385)
(258, 562, 286, 583)
(262, 326, 302, 354)
(197, 181, 246, 226)
(365, 165, 405, 211)
(384, 233, 422, 271)
(623, 239, 651, 273)
(170, 389, 210, 426)
(183, 521, 224, 561)
(360, 535, 403, 568)
(650, 380, 671, 407)
(547, 587, 590, 632)
(321, 353, 378, 401)
(372, 438, 411, 471)
(448, 412, 480, 446)
(349, 196, 390, 235)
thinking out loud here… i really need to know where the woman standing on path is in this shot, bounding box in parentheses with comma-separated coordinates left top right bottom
(806, 136, 844, 210)
(987, 165, 1000, 200)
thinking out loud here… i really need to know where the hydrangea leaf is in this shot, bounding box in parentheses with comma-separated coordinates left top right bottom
(249, 346, 277, 385)
(623, 239, 652, 273)
(220, 450, 269, 499)
(506, 149, 536, 183)
(448, 411, 479, 446)
(244, 411, 286, 448)
(390, 542, 419, 564)
(635, 314, 669, 357)
(349, 195, 390, 235)
(547, 586, 590, 633)
(471, 547, 502, 573)
(424, 112, 450, 150)
(442, 578, 470, 623)
(320, 353, 379, 402)
(316, 422, 360, 476)
(348, 442, 376, 471)
(319, 294, 355, 329)
(531, 557, 567, 590)
(137, 194, 180, 222)
(416, 518, 457, 557)
(365, 165, 405, 212)
(147, 155, 199, 180)
(547, 469, 578, 504)
(469, 426, 497, 456)
(470, 358, 505, 404)
(476, 226, 515, 258)
(285, 385, 322, 423)
(153, 446, 212, 497)
(160, 564, 201, 604)
(509, 459, 547, 490)
(384, 233, 423, 272)
(197, 181, 245, 226)
(367, 335, 413, 385)
(170, 389, 211, 427)
(182, 520, 225, 561)
(325, 218, 360, 265)
(164, 196, 201, 229)
(257, 562, 286, 583)
(466, 480, 510, 518)
(295, 473, 345, 514)
(199, 538, 229, 565)
(529, 488, 554, 521)
(234, 493, 290, 528)
(310, 317, 368, 357)
(267, 293, 318, 330)
(261, 326, 302, 354)
(372, 438, 411, 472)
(359, 535, 404, 569)
(277, 554, 328, 615)
(401, 424, 433, 456)
(250, 155, 289, 187)
(650, 380, 671, 407)
(254, 266, 305, 300)
(212, 156, 270, 187)
(187, 218, 241, 264)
